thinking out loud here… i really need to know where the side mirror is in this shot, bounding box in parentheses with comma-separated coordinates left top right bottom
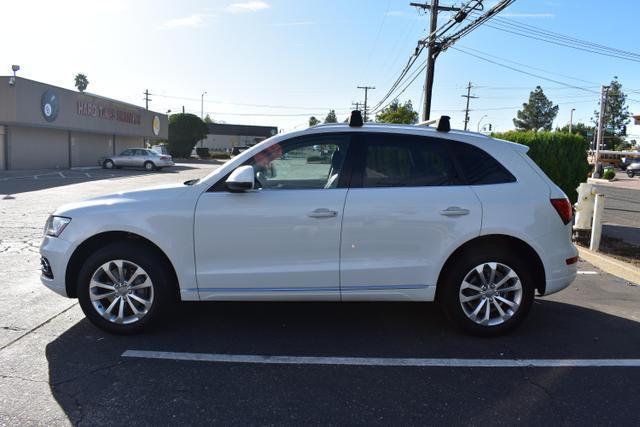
(225, 165, 255, 192)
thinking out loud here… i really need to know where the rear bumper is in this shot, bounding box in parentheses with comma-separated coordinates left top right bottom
(156, 160, 174, 167)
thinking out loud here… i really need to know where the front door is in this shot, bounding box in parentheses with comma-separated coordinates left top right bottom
(339, 133, 482, 301)
(194, 133, 352, 300)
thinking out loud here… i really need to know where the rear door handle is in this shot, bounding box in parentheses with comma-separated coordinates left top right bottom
(308, 208, 338, 218)
(440, 207, 470, 216)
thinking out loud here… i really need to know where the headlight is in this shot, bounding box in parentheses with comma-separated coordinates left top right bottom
(44, 216, 71, 237)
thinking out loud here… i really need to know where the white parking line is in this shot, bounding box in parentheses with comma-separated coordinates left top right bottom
(122, 350, 640, 368)
(58, 172, 65, 178)
(577, 271, 598, 275)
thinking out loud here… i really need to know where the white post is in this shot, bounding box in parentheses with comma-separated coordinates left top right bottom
(589, 193, 605, 251)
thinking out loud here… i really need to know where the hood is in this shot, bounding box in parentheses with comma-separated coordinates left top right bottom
(54, 182, 191, 216)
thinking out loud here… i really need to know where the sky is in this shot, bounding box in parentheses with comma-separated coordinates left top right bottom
(2, 0, 640, 137)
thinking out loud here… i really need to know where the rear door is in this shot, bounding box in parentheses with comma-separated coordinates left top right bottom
(339, 133, 482, 301)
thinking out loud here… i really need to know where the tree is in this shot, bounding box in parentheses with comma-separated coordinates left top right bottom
(558, 122, 594, 143)
(74, 73, 89, 92)
(309, 116, 321, 127)
(204, 114, 215, 124)
(375, 100, 418, 124)
(324, 110, 338, 123)
(513, 86, 558, 131)
(592, 77, 630, 150)
(167, 113, 209, 158)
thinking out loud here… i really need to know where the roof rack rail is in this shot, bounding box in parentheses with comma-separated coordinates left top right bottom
(415, 115, 450, 132)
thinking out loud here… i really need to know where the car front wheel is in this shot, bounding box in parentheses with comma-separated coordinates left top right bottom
(103, 159, 115, 169)
(439, 251, 534, 336)
(77, 242, 174, 334)
(628, 170, 635, 178)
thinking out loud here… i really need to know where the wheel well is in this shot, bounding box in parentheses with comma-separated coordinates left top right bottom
(436, 234, 546, 299)
(65, 231, 180, 300)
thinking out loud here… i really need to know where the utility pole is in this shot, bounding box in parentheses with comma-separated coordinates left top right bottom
(357, 86, 375, 121)
(351, 101, 361, 111)
(182, 106, 185, 113)
(411, 1, 460, 122)
(461, 81, 478, 131)
(594, 85, 610, 178)
(569, 108, 575, 133)
(143, 89, 151, 110)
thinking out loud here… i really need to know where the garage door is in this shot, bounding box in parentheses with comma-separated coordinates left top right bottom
(71, 132, 113, 167)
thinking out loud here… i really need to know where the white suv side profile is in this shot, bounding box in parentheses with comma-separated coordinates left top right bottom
(40, 116, 577, 336)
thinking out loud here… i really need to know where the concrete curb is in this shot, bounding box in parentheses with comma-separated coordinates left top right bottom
(587, 178, 616, 184)
(577, 247, 640, 286)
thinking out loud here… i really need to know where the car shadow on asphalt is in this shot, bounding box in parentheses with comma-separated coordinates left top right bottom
(45, 300, 640, 424)
(0, 165, 201, 195)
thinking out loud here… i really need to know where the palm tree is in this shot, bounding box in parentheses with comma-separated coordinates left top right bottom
(74, 73, 89, 92)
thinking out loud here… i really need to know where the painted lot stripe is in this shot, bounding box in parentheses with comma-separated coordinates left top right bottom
(122, 350, 640, 368)
(578, 271, 598, 275)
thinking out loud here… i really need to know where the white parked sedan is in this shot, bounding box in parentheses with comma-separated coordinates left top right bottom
(101, 148, 174, 171)
(40, 114, 577, 336)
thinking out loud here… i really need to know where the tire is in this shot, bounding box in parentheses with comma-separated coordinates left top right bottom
(103, 159, 115, 169)
(628, 170, 635, 178)
(144, 161, 156, 171)
(439, 249, 535, 337)
(76, 242, 175, 334)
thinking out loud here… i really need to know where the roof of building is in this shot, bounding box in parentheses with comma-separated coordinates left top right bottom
(207, 123, 278, 137)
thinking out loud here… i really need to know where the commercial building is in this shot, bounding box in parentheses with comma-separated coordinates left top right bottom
(200, 123, 278, 151)
(0, 76, 168, 170)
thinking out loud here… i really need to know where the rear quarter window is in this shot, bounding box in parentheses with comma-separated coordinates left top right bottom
(452, 142, 516, 185)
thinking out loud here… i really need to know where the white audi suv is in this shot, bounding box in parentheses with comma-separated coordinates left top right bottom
(40, 114, 577, 336)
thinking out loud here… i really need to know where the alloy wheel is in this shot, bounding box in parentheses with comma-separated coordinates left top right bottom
(89, 259, 154, 324)
(458, 262, 523, 327)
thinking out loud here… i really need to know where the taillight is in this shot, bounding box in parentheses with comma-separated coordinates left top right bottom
(550, 198, 572, 225)
(160, 156, 170, 160)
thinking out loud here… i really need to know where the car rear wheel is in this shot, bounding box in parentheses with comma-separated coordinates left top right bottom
(77, 242, 174, 334)
(144, 161, 156, 171)
(439, 251, 534, 336)
(103, 159, 115, 169)
(628, 170, 635, 178)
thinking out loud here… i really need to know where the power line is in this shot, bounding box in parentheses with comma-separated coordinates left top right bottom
(150, 93, 351, 111)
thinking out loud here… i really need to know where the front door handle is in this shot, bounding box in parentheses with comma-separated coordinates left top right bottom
(440, 207, 470, 216)
(308, 208, 338, 218)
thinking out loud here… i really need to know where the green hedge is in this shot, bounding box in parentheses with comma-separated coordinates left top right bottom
(210, 152, 231, 160)
(492, 131, 590, 203)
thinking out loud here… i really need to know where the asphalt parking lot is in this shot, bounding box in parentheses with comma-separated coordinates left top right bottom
(1, 164, 640, 425)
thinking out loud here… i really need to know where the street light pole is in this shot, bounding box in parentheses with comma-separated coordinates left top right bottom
(201, 91, 207, 119)
(569, 108, 575, 133)
(477, 114, 488, 133)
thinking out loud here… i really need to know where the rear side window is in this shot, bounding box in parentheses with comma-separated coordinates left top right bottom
(452, 142, 516, 185)
(362, 134, 458, 187)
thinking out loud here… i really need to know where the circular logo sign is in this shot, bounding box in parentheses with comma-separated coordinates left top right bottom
(152, 115, 161, 136)
(40, 90, 59, 122)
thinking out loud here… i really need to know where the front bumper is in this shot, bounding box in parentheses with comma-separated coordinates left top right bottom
(39, 235, 73, 298)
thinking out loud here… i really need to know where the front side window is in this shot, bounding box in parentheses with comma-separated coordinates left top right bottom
(362, 134, 458, 187)
(245, 134, 350, 190)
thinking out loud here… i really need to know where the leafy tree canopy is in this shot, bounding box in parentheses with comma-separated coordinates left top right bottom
(375, 100, 419, 124)
(324, 110, 338, 123)
(203, 114, 215, 124)
(74, 73, 89, 92)
(592, 77, 631, 150)
(309, 116, 321, 127)
(168, 113, 209, 158)
(513, 86, 558, 131)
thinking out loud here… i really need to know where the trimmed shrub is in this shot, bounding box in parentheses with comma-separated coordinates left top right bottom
(196, 147, 210, 158)
(210, 153, 231, 160)
(492, 131, 590, 203)
(603, 169, 616, 180)
(168, 113, 209, 158)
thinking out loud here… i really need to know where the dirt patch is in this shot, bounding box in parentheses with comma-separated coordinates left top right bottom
(575, 232, 640, 267)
